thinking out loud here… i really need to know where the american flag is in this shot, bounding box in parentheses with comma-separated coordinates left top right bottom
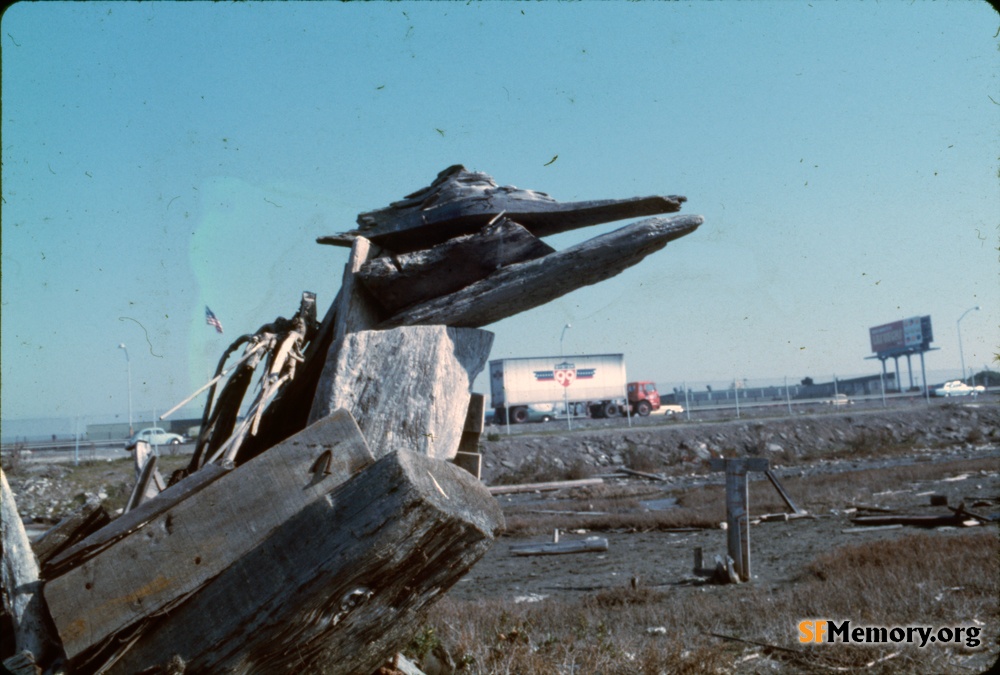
(205, 306, 224, 334)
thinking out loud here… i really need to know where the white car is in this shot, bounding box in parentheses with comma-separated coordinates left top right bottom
(934, 381, 984, 397)
(658, 404, 685, 415)
(126, 427, 185, 448)
(824, 394, 853, 406)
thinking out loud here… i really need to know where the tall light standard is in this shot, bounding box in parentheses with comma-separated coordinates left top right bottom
(956, 306, 980, 384)
(118, 343, 133, 436)
(560, 323, 572, 356)
(559, 323, 572, 430)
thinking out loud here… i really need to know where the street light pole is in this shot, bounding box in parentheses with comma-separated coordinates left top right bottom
(560, 324, 572, 430)
(118, 343, 133, 436)
(560, 323, 572, 357)
(956, 306, 980, 384)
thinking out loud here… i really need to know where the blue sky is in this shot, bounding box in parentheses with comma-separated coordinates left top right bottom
(2, 1, 997, 427)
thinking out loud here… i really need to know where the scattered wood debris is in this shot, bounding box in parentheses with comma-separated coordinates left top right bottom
(2, 166, 703, 674)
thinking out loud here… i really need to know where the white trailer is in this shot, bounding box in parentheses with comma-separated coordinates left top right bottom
(489, 354, 628, 424)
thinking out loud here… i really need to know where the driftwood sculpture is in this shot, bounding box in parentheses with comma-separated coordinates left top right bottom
(2, 166, 702, 675)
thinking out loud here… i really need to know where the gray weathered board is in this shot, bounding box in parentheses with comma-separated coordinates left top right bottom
(98, 450, 504, 675)
(320, 164, 687, 253)
(380, 214, 702, 328)
(357, 217, 555, 313)
(44, 410, 374, 666)
(308, 325, 494, 460)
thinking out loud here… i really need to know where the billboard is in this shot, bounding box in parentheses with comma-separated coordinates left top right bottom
(869, 315, 933, 356)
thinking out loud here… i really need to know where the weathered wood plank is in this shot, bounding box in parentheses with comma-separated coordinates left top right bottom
(31, 501, 110, 568)
(1, 469, 58, 664)
(333, 236, 386, 342)
(43, 410, 374, 665)
(99, 450, 504, 675)
(510, 538, 609, 556)
(44, 462, 231, 579)
(319, 165, 687, 253)
(357, 218, 555, 313)
(488, 478, 603, 495)
(379, 214, 702, 328)
(464, 393, 486, 434)
(309, 326, 494, 461)
(452, 451, 482, 479)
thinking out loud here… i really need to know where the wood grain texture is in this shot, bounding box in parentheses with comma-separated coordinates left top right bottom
(380, 214, 703, 329)
(357, 218, 554, 313)
(320, 165, 687, 253)
(309, 326, 494, 461)
(1, 469, 56, 663)
(43, 410, 374, 666)
(99, 450, 504, 675)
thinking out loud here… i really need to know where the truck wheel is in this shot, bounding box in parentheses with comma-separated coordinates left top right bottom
(635, 400, 651, 417)
(511, 407, 529, 424)
(602, 402, 619, 418)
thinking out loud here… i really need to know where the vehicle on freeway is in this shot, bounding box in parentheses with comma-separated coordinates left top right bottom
(657, 404, 685, 415)
(824, 394, 853, 406)
(126, 427, 185, 448)
(933, 381, 985, 397)
(493, 403, 558, 424)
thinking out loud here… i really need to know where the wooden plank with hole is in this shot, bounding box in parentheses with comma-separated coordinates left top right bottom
(43, 409, 374, 665)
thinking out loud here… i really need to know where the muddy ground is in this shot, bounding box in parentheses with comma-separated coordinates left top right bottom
(454, 400, 1000, 600)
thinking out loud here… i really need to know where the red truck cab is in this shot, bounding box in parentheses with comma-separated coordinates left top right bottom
(627, 381, 661, 416)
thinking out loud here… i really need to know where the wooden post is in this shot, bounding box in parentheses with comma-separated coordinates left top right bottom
(710, 457, 768, 582)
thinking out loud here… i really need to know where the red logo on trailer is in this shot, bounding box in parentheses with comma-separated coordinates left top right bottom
(554, 362, 576, 387)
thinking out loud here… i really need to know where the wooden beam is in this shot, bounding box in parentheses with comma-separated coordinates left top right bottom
(488, 478, 603, 495)
(510, 538, 609, 556)
(319, 165, 688, 253)
(44, 410, 375, 666)
(764, 469, 805, 515)
(308, 326, 494, 461)
(379, 214, 702, 329)
(44, 462, 232, 579)
(357, 218, 554, 313)
(94, 451, 503, 675)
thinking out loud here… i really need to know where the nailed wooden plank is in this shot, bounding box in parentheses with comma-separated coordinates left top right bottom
(98, 451, 504, 675)
(44, 463, 231, 579)
(309, 326, 494, 461)
(510, 538, 609, 556)
(488, 478, 603, 495)
(357, 218, 555, 313)
(43, 410, 374, 665)
(319, 165, 687, 253)
(379, 215, 702, 329)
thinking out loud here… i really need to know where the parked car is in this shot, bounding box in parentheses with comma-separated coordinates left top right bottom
(824, 394, 853, 406)
(933, 381, 984, 397)
(126, 427, 185, 448)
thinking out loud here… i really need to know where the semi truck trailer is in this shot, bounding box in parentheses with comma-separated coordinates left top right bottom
(489, 354, 662, 423)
